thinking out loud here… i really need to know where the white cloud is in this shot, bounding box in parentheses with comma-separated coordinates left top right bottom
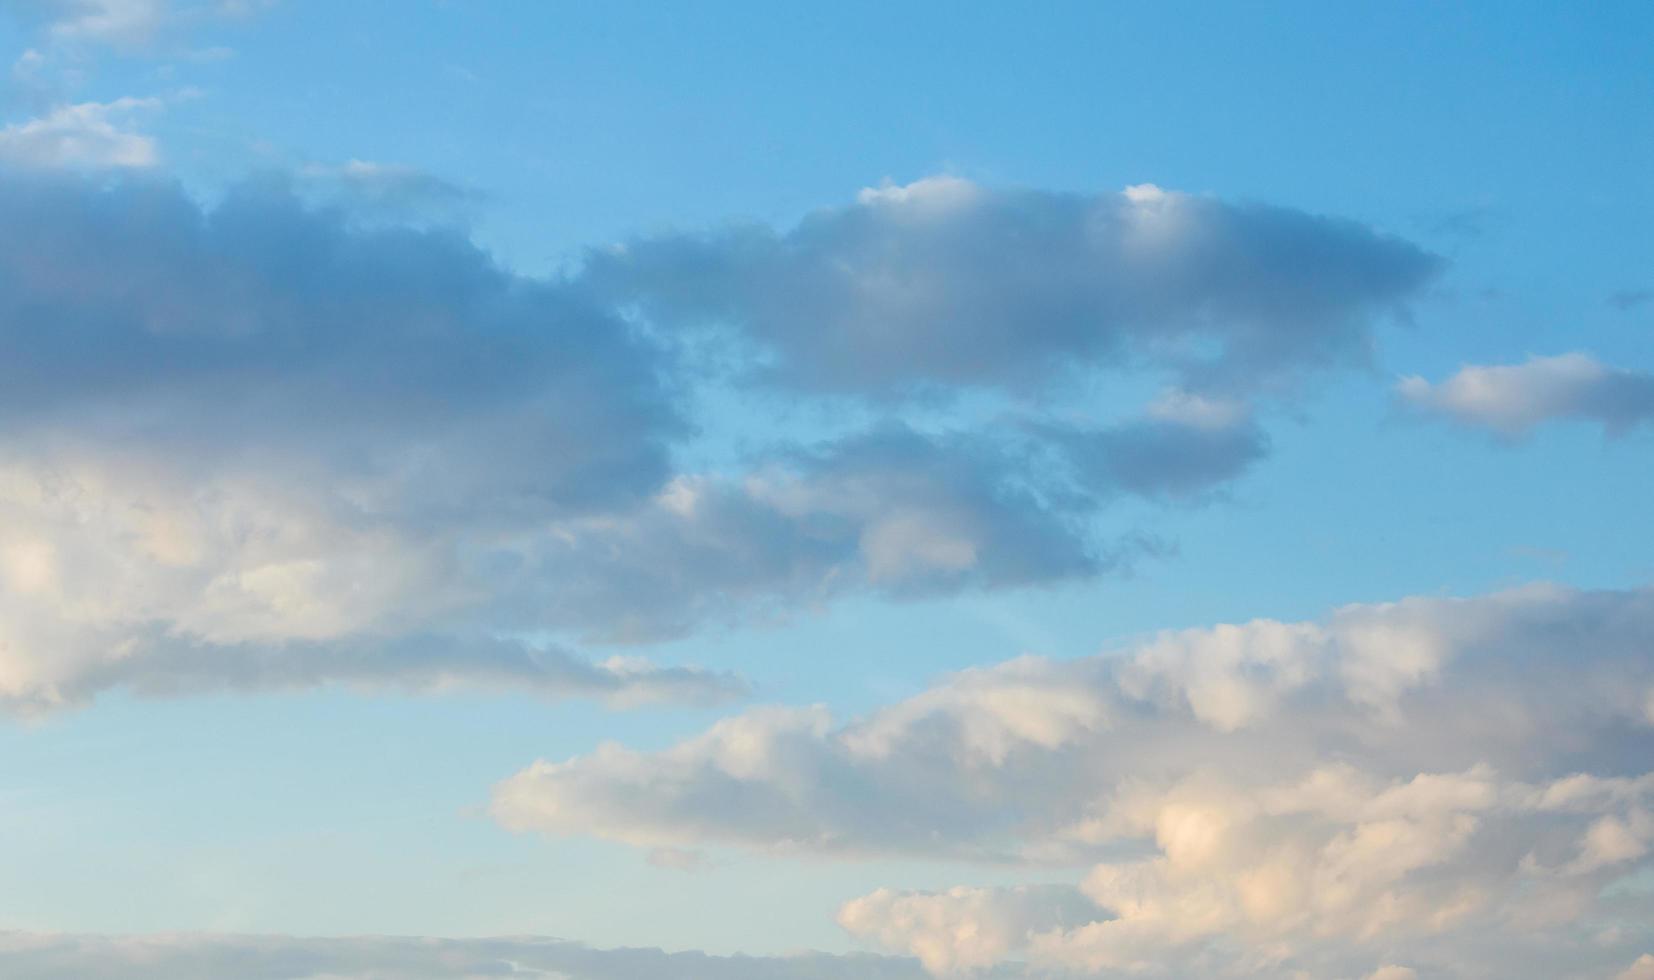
(492, 584, 1654, 977)
(838, 886, 1093, 976)
(0, 97, 159, 168)
(1619, 954, 1654, 980)
(1398, 352, 1654, 438)
(1, 0, 268, 47)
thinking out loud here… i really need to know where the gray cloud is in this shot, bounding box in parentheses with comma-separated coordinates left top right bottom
(297, 159, 482, 223)
(1609, 289, 1653, 312)
(42, 632, 745, 710)
(1399, 353, 1654, 438)
(1037, 392, 1268, 501)
(583, 177, 1440, 398)
(493, 584, 1654, 976)
(0, 932, 964, 980)
(513, 425, 1147, 644)
(0, 171, 1430, 709)
(0, 172, 697, 709)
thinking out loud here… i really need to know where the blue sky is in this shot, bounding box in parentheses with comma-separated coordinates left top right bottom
(1, 3, 1652, 979)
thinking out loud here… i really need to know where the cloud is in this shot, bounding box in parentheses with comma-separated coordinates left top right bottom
(0, 932, 962, 980)
(1037, 391, 1269, 501)
(1398, 353, 1654, 438)
(0, 172, 694, 709)
(0, 0, 266, 47)
(0, 172, 1435, 709)
(838, 886, 1097, 976)
(1, 0, 169, 45)
(493, 584, 1654, 976)
(1609, 289, 1653, 312)
(297, 159, 481, 221)
(0, 97, 160, 168)
(56, 633, 746, 708)
(1620, 954, 1654, 980)
(582, 177, 1440, 397)
(516, 425, 1163, 644)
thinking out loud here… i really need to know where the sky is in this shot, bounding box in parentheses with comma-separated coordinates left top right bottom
(0, 2, 1652, 979)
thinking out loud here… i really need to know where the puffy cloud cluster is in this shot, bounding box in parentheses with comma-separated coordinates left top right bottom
(1399, 353, 1654, 438)
(585, 177, 1439, 397)
(493, 584, 1654, 977)
(0, 171, 1437, 710)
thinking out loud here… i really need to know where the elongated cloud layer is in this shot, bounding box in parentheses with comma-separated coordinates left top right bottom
(1399, 352, 1654, 437)
(0, 932, 963, 980)
(586, 177, 1440, 396)
(493, 584, 1654, 977)
(0, 172, 1432, 709)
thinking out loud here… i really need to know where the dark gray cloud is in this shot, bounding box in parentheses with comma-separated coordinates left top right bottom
(582, 177, 1440, 397)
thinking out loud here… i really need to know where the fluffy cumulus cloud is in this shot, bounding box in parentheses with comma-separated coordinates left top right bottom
(0, 172, 700, 710)
(584, 177, 1440, 397)
(0, 932, 966, 980)
(0, 97, 160, 169)
(493, 584, 1654, 978)
(0, 171, 1433, 711)
(1398, 353, 1654, 438)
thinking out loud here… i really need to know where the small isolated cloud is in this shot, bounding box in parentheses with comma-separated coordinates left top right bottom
(1399, 352, 1654, 438)
(1609, 289, 1654, 312)
(493, 584, 1654, 977)
(583, 177, 1440, 398)
(298, 158, 481, 221)
(0, 97, 160, 168)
